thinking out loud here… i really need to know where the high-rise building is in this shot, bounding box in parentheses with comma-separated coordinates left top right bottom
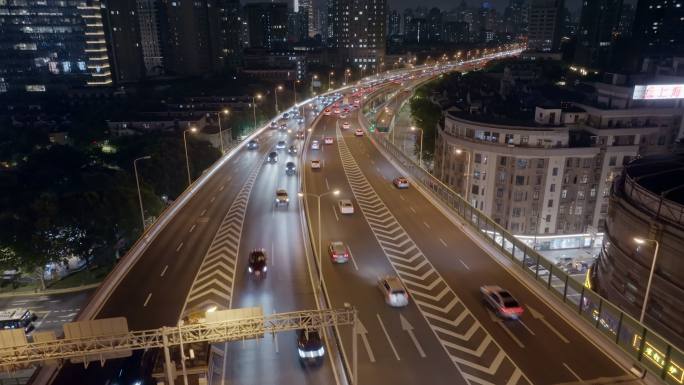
(527, 0, 564, 51)
(427, 8, 443, 42)
(218, 0, 245, 70)
(328, 0, 386, 69)
(104, 0, 146, 83)
(136, 0, 164, 76)
(402, 9, 414, 35)
(245, 2, 289, 49)
(632, 0, 684, 55)
(388, 10, 401, 36)
(503, 0, 528, 34)
(288, 10, 309, 42)
(442, 21, 469, 43)
(295, 0, 314, 37)
(405, 18, 428, 43)
(0, 0, 113, 92)
(573, 0, 622, 69)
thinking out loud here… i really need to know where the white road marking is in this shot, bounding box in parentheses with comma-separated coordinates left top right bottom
(563, 362, 582, 382)
(210, 196, 216, 203)
(423, 221, 431, 229)
(176, 242, 183, 252)
(355, 320, 376, 363)
(518, 320, 536, 336)
(400, 315, 426, 358)
(271, 242, 275, 267)
(375, 166, 381, 173)
(377, 314, 400, 361)
(219, 185, 224, 191)
(325, 177, 330, 190)
(200, 209, 207, 216)
(347, 247, 359, 271)
(160, 265, 169, 277)
(332, 205, 339, 221)
(273, 310, 279, 353)
(490, 312, 524, 348)
(409, 206, 417, 213)
(439, 238, 448, 247)
(399, 195, 406, 201)
(527, 305, 570, 343)
(143, 293, 152, 307)
(459, 259, 470, 270)
(189, 224, 196, 233)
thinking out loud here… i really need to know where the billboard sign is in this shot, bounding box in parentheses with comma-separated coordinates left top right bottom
(632, 84, 684, 100)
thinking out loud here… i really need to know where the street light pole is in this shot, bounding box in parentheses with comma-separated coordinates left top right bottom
(252, 94, 261, 131)
(634, 237, 660, 324)
(134, 155, 151, 230)
(411, 126, 424, 168)
(299, 189, 339, 287)
(328, 72, 334, 91)
(183, 126, 197, 187)
(293, 79, 298, 105)
(275, 85, 283, 114)
(217, 109, 229, 154)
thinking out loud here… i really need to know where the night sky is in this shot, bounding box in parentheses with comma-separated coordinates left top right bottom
(386, 0, 582, 12)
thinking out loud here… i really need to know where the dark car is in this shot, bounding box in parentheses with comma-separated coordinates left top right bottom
(286, 162, 296, 176)
(288, 145, 298, 154)
(267, 151, 278, 163)
(247, 139, 259, 149)
(297, 329, 325, 366)
(248, 249, 268, 277)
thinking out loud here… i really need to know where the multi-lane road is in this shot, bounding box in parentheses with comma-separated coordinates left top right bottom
(300, 91, 632, 384)
(43, 51, 634, 385)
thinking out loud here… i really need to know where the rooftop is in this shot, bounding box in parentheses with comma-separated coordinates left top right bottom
(625, 154, 684, 206)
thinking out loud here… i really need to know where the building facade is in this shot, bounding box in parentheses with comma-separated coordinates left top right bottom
(527, 0, 563, 51)
(244, 3, 288, 50)
(434, 105, 682, 246)
(573, 0, 623, 69)
(328, 0, 386, 69)
(632, 0, 684, 56)
(596, 154, 684, 348)
(0, 0, 113, 92)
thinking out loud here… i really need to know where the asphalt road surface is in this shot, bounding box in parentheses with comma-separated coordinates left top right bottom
(301, 97, 630, 385)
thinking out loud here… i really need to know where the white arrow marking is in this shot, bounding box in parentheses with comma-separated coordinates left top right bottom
(409, 206, 417, 213)
(488, 311, 524, 348)
(200, 209, 207, 216)
(399, 195, 406, 201)
(356, 319, 375, 362)
(176, 242, 184, 252)
(400, 315, 426, 358)
(160, 265, 168, 277)
(377, 314, 400, 361)
(527, 305, 569, 343)
(459, 259, 470, 270)
(518, 319, 536, 336)
(423, 221, 431, 229)
(210, 196, 216, 203)
(189, 224, 196, 233)
(439, 238, 447, 247)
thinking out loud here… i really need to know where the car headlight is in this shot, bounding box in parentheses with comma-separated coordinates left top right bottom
(248, 267, 253, 273)
(263, 266, 267, 272)
(275, 198, 279, 202)
(285, 198, 289, 202)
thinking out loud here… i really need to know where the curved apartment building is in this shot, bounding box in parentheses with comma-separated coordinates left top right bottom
(597, 154, 684, 347)
(434, 104, 682, 247)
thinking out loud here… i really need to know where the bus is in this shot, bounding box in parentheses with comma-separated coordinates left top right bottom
(0, 308, 37, 333)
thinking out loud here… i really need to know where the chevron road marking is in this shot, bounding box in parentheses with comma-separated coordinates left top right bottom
(336, 127, 532, 385)
(181, 161, 263, 316)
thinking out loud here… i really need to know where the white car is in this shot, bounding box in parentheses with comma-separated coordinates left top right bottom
(311, 159, 321, 169)
(324, 137, 334, 145)
(354, 128, 364, 137)
(378, 276, 409, 307)
(338, 199, 354, 214)
(342, 122, 351, 129)
(311, 140, 321, 150)
(393, 177, 410, 189)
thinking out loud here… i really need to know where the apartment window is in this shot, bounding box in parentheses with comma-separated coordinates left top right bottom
(496, 188, 504, 198)
(481, 171, 487, 180)
(609, 156, 617, 166)
(566, 158, 573, 167)
(559, 205, 565, 214)
(517, 159, 528, 169)
(575, 206, 583, 215)
(473, 170, 481, 180)
(471, 185, 479, 195)
(590, 186, 596, 198)
(535, 175, 543, 185)
(561, 189, 567, 198)
(600, 203, 608, 213)
(583, 158, 592, 168)
(546, 214, 551, 222)
(498, 171, 506, 183)
(603, 188, 610, 197)
(500, 156, 507, 166)
(512, 207, 522, 217)
(548, 199, 554, 208)
(521, 136, 529, 145)
(537, 159, 545, 168)
(580, 175, 588, 184)
(505, 134, 514, 144)
(533, 190, 540, 200)
(577, 189, 585, 200)
(544, 227, 549, 234)
(474, 153, 482, 163)
(515, 176, 525, 185)
(511, 223, 520, 232)
(514, 191, 524, 201)
(552, 167, 558, 176)
(550, 184, 556, 192)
